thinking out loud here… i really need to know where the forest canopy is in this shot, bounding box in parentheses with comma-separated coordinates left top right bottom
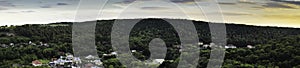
(1, 19, 300, 68)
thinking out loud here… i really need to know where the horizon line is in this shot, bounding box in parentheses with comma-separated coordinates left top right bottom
(1, 18, 300, 29)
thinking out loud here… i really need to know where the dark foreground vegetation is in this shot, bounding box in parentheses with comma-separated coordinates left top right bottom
(1, 19, 300, 68)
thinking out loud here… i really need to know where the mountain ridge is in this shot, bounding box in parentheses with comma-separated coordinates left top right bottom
(7, 18, 299, 29)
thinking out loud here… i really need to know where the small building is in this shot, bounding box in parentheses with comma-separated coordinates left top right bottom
(203, 44, 209, 48)
(198, 42, 204, 45)
(49, 62, 55, 67)
(209, 43, 217, 48)
(225, 44, 237, 49)
(66, 55, 74, 60)
(154, 59, 165, 64)
(131, 50, 137, 53)
(103, 54, 109, 56)
(10, 43, 14, 46)
(94, 60, 103, 66)
(56, 58, 65, 65)
(73, 57, 82, 64)
(64, 60, 73, 67)
(103, 52, 118, 56)
(43, 43, 49, 47)
(111, 52, 117, 55)
(247, 45, 255, 49)
(85, 55, 96, 59)
(32, 60, 42, 67)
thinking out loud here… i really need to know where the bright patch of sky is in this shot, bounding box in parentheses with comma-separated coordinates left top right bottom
(0, 0, 300, 28)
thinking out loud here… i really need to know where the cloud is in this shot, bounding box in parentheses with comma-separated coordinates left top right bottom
(218, 0, 259, 5)
(0, 0, 6, 2)
(6, 12, 18, 13)
(170, 0, 194, 3)
(40, 5, 52, 8)
(5, 10, 35, 13)
(218, 2, 236, 5)
(5, 10, 35, 14)
(262, 2, 297, 9)
(57, 3, 69, 5)
(272, 0, 300, 5)
(222, 12, 252, 16)
(21, 10, 35, 13)
(0, 0, 15, 7)
(115, 0, 196, 4)
(238, 0, 258, 4)
(0, 7, 8, 10)
(0, 1, 12, 10)
(140, 6, 170, 10)
(115, 0, 136, 4)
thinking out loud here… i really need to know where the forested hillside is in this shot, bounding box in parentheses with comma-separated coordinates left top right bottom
(1, 19, 300, 68)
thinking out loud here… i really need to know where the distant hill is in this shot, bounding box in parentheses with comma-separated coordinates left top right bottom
(1, 18, 299, 47)
(1, 18, 300, 68)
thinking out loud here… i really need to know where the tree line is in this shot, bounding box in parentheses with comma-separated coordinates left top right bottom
(1, 19, 300, 68)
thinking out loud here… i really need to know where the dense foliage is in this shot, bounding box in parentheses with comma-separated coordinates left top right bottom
(1, 19, 300, 68)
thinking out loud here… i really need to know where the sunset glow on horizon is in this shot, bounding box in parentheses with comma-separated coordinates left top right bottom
(0, 0, 300, 28)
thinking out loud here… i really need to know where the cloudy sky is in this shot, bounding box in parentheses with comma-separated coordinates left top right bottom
(0, 0, 300, 28)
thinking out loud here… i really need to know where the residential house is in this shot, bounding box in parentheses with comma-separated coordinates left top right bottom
(32, 60, 42, 67)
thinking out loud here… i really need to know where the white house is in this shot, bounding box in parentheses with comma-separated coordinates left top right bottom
(85, 55, 96, 59)
(66, 55, 74, 60)
(225, 45, 237, 49)
(111, 52, 117, 55)
(247, 45, 255, 48)
(94, 60, 103, 65)
(73, 57, 82, 64)
(203, 44, 209, 48)
(131, 50, 137, 53)
(154, 59, 165, 64)
(197, 42, 204, 45)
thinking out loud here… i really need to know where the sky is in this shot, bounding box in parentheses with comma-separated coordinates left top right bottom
(0, 0, 300, 28)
